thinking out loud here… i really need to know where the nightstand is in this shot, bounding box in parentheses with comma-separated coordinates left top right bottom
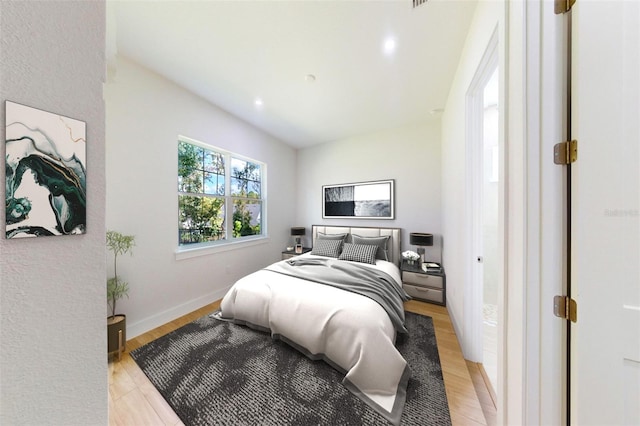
(401, 261, 446, 306)
(281, 247, 311, 260)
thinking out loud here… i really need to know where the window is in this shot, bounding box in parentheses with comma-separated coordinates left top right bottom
(177, 137, 264, 248)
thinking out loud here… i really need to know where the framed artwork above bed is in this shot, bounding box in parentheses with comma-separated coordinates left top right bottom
(322, 179, 394, 219)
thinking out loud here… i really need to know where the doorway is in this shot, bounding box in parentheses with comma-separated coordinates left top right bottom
(466, 27, 501, 400)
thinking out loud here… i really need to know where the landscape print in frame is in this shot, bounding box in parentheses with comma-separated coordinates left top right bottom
(323, 179, 394, 219)
(5, 101, 86, 238)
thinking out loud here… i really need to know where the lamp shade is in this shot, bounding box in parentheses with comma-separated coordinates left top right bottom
(410, 232, 433, 246)
(290, 227, 306, 236)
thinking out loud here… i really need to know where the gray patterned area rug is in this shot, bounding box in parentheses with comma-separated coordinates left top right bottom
(130, 311, 451, 425)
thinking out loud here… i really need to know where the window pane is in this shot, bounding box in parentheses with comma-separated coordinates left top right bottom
(178, 142, 205, 193)
(232, 199, 261, 237)
(248, 180, 261, 198)
(231, 157, 261, 197)
(248, 164, 260, 181)
(230, 177, 243, 197)
(231, 158, 246, 177)
(204, 172, 224, 195)
(217, 175, 225, 194)
(178, 195, 225, 245)
(204, 150, 225, 174)
(179, 170, 203, 193)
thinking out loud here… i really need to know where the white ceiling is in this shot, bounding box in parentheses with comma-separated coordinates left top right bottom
(112, 0, 477, 148)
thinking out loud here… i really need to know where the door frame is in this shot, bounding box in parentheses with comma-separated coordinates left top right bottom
(501, 0, 566, 423)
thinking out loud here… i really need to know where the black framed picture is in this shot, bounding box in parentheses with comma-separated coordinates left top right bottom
(322, 179, 394, 219)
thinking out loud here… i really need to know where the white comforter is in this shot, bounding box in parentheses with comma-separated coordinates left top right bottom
(218, 254, 409, 424)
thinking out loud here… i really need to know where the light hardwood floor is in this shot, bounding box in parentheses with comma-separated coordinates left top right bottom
(109, 299, 496, 425)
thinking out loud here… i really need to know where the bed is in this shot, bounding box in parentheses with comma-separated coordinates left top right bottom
(216, 225, 410, 425)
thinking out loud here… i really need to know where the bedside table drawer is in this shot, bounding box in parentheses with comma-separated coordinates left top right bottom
(404, 284, 444, 304)
(402, 271, 444, 289)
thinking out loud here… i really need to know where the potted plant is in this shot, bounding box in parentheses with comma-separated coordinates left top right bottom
(107, 230, 135, 360)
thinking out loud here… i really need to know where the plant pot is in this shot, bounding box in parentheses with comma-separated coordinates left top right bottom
(107, 314, 126, 360)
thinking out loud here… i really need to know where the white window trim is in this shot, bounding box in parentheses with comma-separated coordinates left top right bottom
(176, 135, 267, 259)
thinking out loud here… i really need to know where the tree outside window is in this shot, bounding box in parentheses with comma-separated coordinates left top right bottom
(231, 158, 261, 238)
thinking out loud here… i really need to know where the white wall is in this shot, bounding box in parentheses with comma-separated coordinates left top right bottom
(296, 122, 442, 258)
(0, 1, 107, 424)
(105, 57, 297, 338)
(440, 0, 502, 359)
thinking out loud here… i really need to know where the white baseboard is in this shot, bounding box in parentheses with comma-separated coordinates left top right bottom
(126, 286, 231, 339)
(447, 302, 466, 359)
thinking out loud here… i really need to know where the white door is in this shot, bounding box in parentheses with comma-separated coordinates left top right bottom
(481, 66, 499, 392)
(571, 1, 640, 424)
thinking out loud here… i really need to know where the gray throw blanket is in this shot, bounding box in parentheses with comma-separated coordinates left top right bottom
(266, 257, 411, 334)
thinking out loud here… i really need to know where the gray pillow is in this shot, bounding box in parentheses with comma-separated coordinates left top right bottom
(338, 243, 378, 265)
(352, 234, 390, 261)
(310, 238, 343, 258)
(317, 232, 348, 242)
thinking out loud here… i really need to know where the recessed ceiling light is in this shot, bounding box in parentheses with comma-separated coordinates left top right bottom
(383, 37, 397, 55)
(429, 108, 444, 115)
(254, 98, 263, 107)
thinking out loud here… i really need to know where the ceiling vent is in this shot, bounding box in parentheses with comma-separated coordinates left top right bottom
(413, 0, 428, 8)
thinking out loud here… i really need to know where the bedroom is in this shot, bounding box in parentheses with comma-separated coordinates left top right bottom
(103, 0, 464, 342)
(104, 1, 476, 423)
(1, 1, 638, 426)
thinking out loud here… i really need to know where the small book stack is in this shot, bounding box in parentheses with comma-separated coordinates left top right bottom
(422, 262, 442, 273)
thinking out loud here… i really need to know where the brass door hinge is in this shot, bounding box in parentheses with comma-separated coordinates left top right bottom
(554, 295, 578, 322)
(555, 0, 576, 14)
(554, 140, 578, 165)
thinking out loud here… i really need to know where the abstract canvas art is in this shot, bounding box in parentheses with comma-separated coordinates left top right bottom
(323, 180, 394, 219)
(5, 101, 86, 238)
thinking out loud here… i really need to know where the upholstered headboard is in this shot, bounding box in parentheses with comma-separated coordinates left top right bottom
(311, 225, 402, 266)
